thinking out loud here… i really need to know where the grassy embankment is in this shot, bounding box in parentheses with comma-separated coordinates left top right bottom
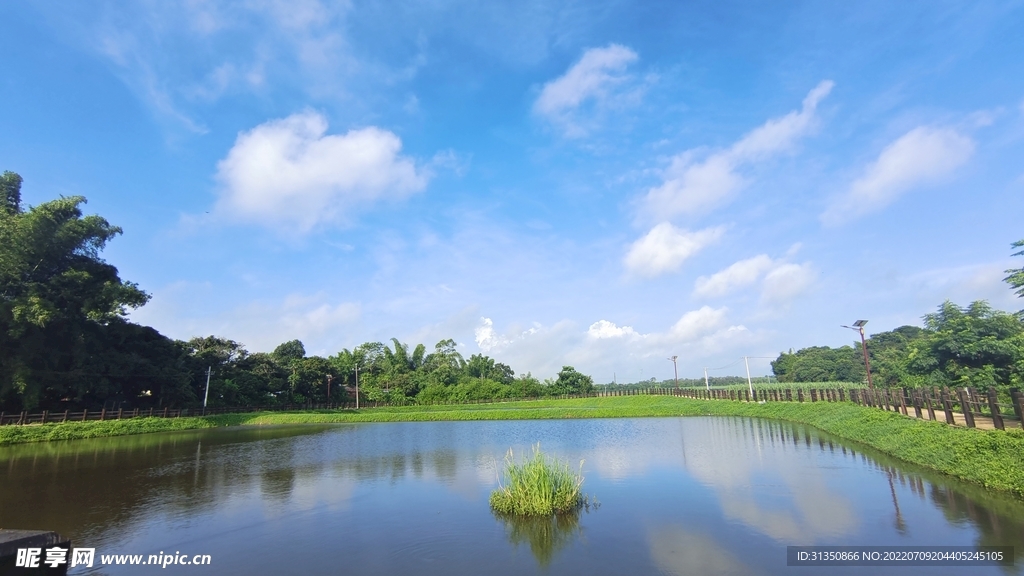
(2, 395, 1023, 498)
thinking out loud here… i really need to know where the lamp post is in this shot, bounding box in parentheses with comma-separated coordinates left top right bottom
(841, 320, 874, 389)
(354, 365, 360, 410)
(667, 355, 679, 389)
(326, 374, 334, 405)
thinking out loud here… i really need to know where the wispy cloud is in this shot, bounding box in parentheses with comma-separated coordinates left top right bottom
(693, 255, 815, 305)
(693, 255, 775, 298)
(213, 111, 430, 232)
(760, 263, 815, 305)
(533, 44, 641, 137)
(624, 223, 725, 278)
(85, 0, 358, 131)
(640, 81, 834, 221)
(821, 126, 975, 225)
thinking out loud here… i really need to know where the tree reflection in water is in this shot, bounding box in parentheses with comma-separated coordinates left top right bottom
(493, 508, 594, 567)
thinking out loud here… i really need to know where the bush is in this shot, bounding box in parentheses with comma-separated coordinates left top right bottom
(490, 444, 589, 516)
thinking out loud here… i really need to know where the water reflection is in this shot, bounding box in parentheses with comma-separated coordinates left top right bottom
(679, 417, 858, 543)
(649, 528, 763, 576)
(2, 418, 1023, 575)
(493, 512, 584, 567)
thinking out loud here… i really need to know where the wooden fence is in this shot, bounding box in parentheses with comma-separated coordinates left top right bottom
(2, 385, 1021, 431)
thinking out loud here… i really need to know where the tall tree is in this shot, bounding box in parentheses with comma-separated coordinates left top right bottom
(1005, 239, 1024, 300)
(1, 176, 150, 410)
(552, 366, 594, 395)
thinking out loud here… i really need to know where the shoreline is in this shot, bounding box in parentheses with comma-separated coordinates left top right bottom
(2, 396, 1022, 498)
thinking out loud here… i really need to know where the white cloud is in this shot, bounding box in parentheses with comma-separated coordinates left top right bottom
(472, 308, 751, 381)
(533, 44, 640, 137)
(641, 81, 833, 220)
(214, 111, 429, 231)
(821, 126, 975, 225)
(693, 255, 775, 298)
(666, 306, 729, 341)
(587, 320, 641, 339)
(760, 263, 815, 304)
(624, 223, 724, 278)
(693, 255, 815, 306)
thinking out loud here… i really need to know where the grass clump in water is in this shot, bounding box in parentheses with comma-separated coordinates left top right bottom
(490, 443, 589, 516)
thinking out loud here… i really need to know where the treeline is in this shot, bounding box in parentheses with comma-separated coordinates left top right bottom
(772, 301, 1024, 391)
(0, 172, 593, 412)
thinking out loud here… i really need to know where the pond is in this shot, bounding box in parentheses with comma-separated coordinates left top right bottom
(1, 417, 1021, 575)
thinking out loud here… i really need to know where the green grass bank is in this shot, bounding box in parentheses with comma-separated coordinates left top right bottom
(2, 396, 1023, 498)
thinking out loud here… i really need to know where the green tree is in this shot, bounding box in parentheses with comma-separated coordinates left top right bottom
(1, 171, 22, 216)
(1, 175, 150, 410)
(1006, 239, 1024, 300)
(465, 353, 515, 384)
(916, 300, 1024, 389)
(552, 366, 594, 395)
(272, 339, 306, 365)
(287, 356, 333, 404)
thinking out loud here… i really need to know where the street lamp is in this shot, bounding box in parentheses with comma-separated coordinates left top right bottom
(354, 364, 360, 410)
(841, 320, 874, 389)
(667, 355, 679, 389)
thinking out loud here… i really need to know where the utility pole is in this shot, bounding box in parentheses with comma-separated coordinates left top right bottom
(667, 356, 679, 389)
(203, 366, 212, 415)
(842, 320, 875, 389)
(704, 367, 710, 391)
(744, 357, 754, 400)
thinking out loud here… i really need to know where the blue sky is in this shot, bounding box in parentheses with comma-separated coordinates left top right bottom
(3, 1, 1023, 382)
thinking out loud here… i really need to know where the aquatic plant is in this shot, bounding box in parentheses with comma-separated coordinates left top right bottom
(489, 444, 589, 516)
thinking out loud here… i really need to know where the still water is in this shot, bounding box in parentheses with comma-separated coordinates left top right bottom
(2, 417, 1021, 575)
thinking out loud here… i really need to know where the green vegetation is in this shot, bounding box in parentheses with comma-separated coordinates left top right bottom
(0, 416, 214, 445)
(773, 300, 1024, 393)
(489, 444, 589, 516)
(4, 396, 1023, 500)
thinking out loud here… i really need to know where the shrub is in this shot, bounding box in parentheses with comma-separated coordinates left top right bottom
(490, 444, 588, 516)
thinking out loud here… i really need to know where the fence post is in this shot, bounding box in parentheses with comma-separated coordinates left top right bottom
(797, 389, 804, 402)
(940, 388, 955, 424)
(41, 410, 48, 424)
(987, 387, 1005, 430)
(99, 408, 106, 421)
(923, 389, 936, 421)
(810, 389, 817, 402)
(82, 409, 88, 422)
(63, 410, 69, 423)
(1009, 388, 1023, 427)
(967, 387, 981, 419)
(839, 388, 846, 402)
(956, 388, 976, 428)
(117, 408, 123, 420)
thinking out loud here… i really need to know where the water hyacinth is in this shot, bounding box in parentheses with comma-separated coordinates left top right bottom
(490, 443, 590, 516)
